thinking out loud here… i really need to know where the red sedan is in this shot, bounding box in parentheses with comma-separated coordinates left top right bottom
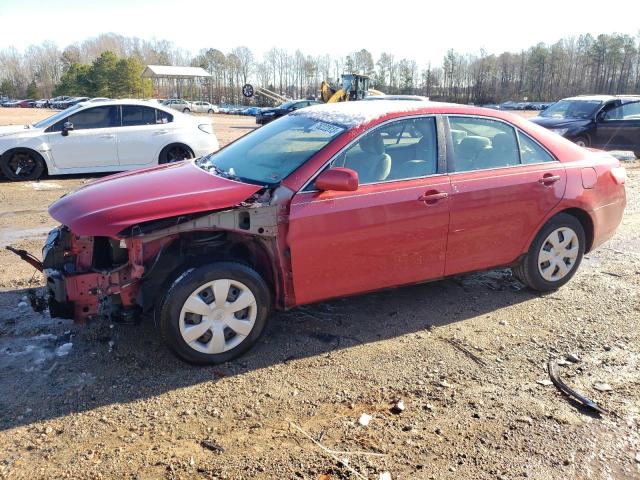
(31, 101, 626, 364)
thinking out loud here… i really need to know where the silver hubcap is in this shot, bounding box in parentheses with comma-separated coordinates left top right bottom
(179, 279, 257, 354)
(538, 227, 579, 282)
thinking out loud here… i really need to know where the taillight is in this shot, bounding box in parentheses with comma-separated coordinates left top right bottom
(610, 167, 627, 185)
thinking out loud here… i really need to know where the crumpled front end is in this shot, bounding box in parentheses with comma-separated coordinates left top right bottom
(42, 225, 172, 323)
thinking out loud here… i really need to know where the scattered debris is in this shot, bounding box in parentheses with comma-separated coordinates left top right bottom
(593, 382, 613, 392)
(201, 440, 225, 454)
(547, 358, 607, 415)
(379, 472, 392, 480)
(54, 343, 73, 357)
(516, 416, 533, 426)
(537, 379, 553, 387)
(607, 150, 636, 162)
(442, 337, 488, 367)
(358, 413, 372, 427)
(289, 422, 385, 480)
(26, 182, 62, 191)
(391, 400, 405, 414)
(566, 353, 581, 363)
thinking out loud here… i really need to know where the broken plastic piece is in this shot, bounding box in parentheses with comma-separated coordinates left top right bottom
(547, 358, 607, 415)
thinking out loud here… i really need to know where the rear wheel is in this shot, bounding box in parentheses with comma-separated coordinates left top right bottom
(1, 149, 46, 181)
(159, 262, 271, 364)
(513, 213, 585, 292)
(208, 109, 214, 114)
(182, 108, 190, 113)
(159, 144, 194, 164)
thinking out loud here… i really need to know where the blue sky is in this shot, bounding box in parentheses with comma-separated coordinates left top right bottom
(1, 0, 638, 64)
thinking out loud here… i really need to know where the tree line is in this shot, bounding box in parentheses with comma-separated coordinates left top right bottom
(1, 32, 639, 105)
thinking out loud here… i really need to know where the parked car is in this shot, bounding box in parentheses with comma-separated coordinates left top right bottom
(163, 98, 193, 113)
(30, 101, 626, 364)
(2, 99, 21, 107)
(0, 99, 219, 181)
(190, 101, 219, 114)
(17, 99, 35, 108)
(87, 97, 110, 103)
(530, 95, 640, 156)
(49, 96, 70, 108)
(256, 99, 321, 125)
(35, 99, 50, 108)
(363, 95, 430, 101)
(243, 106, 262, 116)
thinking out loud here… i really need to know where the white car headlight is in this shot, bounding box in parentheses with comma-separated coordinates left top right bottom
(552, 128, 569, 136)
(198, 124, 213, 134)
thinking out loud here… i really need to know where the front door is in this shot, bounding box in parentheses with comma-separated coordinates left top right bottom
(45, 105, 119, 169)
(444, 115, 566, 276)
(288, 116, 451, 305)
(592, 100, 640, 152)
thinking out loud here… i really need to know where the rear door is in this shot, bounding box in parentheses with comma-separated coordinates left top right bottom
(288, 116, 451, 305)
(45, 105, 119, 169)
(116, 105, 173, 166)
(444, 115, 566, 276)
(593, 100, 640, 152)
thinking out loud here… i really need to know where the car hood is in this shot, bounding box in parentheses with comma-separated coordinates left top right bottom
(49, 160, 263, 237)
(529, 116, 592, 129)
(0, 125, 33, 137)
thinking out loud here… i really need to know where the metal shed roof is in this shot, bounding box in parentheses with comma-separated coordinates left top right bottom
(142, 65, 211, 79)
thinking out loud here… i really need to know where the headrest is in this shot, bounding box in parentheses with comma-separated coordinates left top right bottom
(360, 133, 385, 155)
(491, 132, 514, 151)
(450, 129, 468, 144)
(460, 135, 491, 149)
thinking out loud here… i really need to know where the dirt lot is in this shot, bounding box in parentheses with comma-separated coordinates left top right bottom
(0, 108, 638, 480)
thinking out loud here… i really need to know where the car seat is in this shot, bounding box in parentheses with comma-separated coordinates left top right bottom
(344, 132, 392, 183)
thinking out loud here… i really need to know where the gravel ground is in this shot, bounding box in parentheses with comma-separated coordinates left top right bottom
(0, 109, 638, 480)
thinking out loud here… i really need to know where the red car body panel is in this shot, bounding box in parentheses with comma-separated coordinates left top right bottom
(288, 176, 452, 305)
(48, 160, 262, 237)
(35, 103, 626, 325)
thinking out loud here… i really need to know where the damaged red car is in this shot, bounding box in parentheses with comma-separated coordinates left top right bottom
(25, 102, 626, 364)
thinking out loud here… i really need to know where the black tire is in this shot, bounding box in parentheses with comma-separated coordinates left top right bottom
(1, 149, 46, 181)
(513, 213, 585, 292)
(159, 262, 271, 364)
(573, 135, 590, 148)
(182, 108, 190, 113)
(158, 144, 194, 164)
(208, 109, 214, 114)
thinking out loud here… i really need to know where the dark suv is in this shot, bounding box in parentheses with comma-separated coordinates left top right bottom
(530, 95, 640, 156)
(255, 99, 321, 125)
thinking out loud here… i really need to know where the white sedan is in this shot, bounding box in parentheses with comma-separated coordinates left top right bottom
(191, 101, 219, 114)
(0, 100, 219, 181)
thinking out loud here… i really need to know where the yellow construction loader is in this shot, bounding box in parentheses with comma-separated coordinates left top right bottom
(320, 74, 384, 103)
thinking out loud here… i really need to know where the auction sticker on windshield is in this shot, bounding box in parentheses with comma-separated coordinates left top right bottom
(309, 122, 344, 136)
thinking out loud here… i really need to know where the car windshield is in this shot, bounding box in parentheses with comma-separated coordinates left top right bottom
(540, 100, 601, 119)
(32, 105, 83, 128)
(197, 114, 346, 185)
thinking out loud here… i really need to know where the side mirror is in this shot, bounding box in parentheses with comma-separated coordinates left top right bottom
(61, 122, 74, 136)
(315, 167, 359, 192)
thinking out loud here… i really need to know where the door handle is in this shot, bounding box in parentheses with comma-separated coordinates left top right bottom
(100, 134, 115, 139)
(418, 191, 449, 204)
(154, 130, 169, 135)
(538, 174, 561, 185)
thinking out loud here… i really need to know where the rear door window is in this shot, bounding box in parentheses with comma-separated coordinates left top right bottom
(517, 131, 555, 164)
(448, 116, 520, 172)
(121, 105, 157, 126)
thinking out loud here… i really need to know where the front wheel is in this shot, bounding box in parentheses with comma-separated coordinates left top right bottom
(513, 213, 585, 292)
(159, 262, 271, 364)
(183, 108, 190, 113)
(1, 149, 46, 181)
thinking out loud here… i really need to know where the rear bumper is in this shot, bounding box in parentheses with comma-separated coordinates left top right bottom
(590, 194, 626, 251)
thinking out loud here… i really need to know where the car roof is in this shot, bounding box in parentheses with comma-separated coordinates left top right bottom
(74, 99, 180, 115)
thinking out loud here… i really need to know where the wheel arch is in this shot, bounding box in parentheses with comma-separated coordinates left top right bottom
(157, 142, 195, 164)
(557, 207, 594, 253)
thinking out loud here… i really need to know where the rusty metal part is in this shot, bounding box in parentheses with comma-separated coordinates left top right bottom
(5, 246, 43, 271)
(547, 358, 607, 415)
